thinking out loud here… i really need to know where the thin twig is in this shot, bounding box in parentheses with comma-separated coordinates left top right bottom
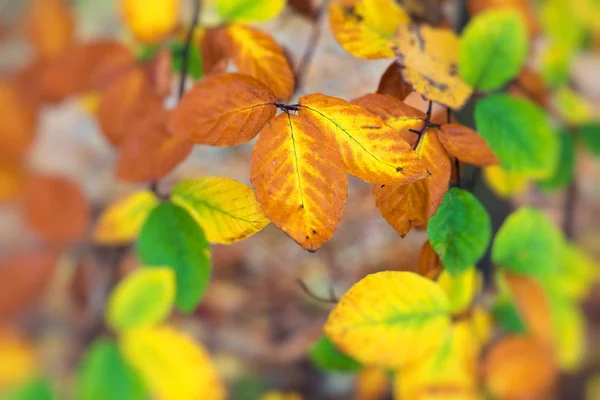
(297, 279, 338, 304)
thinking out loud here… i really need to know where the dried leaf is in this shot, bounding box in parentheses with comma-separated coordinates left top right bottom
(121, 0, 180, 44)
(374, 129, 450, 236)
(24, 0, 74, 60)
(251, 113, 347, 251)
(438, 123, 498, 166)
(0, 81, 37, 160)
(377, 62, 413, 101)
(418, 240, 443, 279)
(299, 93, 428, 184)
(169, 73, 277, 146)
(23, 175, 91, 244)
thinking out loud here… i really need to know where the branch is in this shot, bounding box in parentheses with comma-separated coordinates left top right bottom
(297, 279, 338, 304)
(177, 0, 202, 101)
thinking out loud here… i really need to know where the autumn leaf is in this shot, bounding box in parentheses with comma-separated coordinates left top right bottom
(138, 203, 211, 313)
(97, 68, 164, 146)
(552, 302, 585, 371)
(251, 113, 347, 251)
(418, 240, 443, 279)
(119, 326, 226, 400)
(226, 24, 295, 100)
(106, 268, 175, 332)
(0, 328, 38, 388)
(0, 81, 37, 160)
(298, 93, 428, 184)
(216, 0, 285, 23)
(0, 160, 26, 201)
(116, 109, 193, 183)
(23, 175, 91, 244)
(394, 24, 473, 109)
(377, 62, 413, 101)
(24, 0, 74, 60)
(458, 9, 529, 91)
(93, 191, 159, 245)
(438, 123, 498, 166)
(121, 0, 180, 44)
(172, 177, 270, 244)
(200, 27, 231, 75)
(427, 188, 491, 275)
(328, 0, 409, 59)
(325, 271, 451, 368)
(169, 73, 277, 146)
(508, 67, 549, 107)
(438, 267, 481, 314)
(483, 165, 528, 198)
(374, 129, 451, 236)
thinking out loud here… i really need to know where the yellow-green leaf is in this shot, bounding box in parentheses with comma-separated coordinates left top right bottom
(437, 267, 481, 314)
(325, 271, 451, 368)
(106, 268, 175, 332)
(216, 0, 285, 23)
(171, 177, 269, 244)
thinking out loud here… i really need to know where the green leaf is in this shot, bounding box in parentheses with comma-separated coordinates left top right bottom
(171, 42, 203, 80)
(137, 202, 212, 313)
(309, 336, 362, 372)
(427, 188, 491, 275)
(492, 298, 527, 335)
(215, 0, 286, 23)
(475, 94, 559, 179)
(492, 208, 565, 277)
(2, 378, 54, 400)
(458, 9, 528, 91)
(77, 339, 146, 400)
(579, 123, 600, 156)
(537, 130, 575, 191)
(106, 268, 175, 332)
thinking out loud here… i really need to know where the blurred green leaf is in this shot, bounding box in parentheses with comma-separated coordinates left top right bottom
(171, 42, 204, 80)
(537, 130, 575, 191)
(579, 123, 600, 155)
(2, 377, 53, 400)
(310, 336, 362, 372)
(215, 0, 286, 23)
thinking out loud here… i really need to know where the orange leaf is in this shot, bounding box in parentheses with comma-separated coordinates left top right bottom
(484, 336, 556, 399)
(418, 240, 443, 279)
(97, 67, 164, 146)
(508, 66, 549, 108)
(0, 250, 59, 321)
(117, 109, 192, 183)
(298, 93, 428, 184)
(351, 93, 426, 147)
(23, 175, 91, 244)
(226, 24, 295, 100)
(251, 113, 347, 251)
(0, 81, 37, 161)
(141, 49, 173, 98)
(200, 27, 231, 75)
(438, 123, 498, 166)
(169, 73, 277, 146)
(24, 0, 74, 60)
(394, 24, 473, 109)
(0, 161, 26, 202)
(377, 61, 413, 101)
(374, 129, 450, 236)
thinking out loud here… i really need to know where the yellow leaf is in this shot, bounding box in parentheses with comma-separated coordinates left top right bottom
(549, 244, 600, 301)
(260, 391, 303, 400)
(121, 0, 180, 44)
(437, 267, 481, 314)
(251, 113, 347, 251)
(483, 164, 528, 198)
(120, 325, 226, 400)
(553, 86, 595, 125)
(298, 93, 429, 184)
(94, 191, 159, 245)
(325, 271, 451, 368)
(216, 0, 285, 23)
(226, 24, 295, 100)
(0, 328, 38, 389)
(394, 25, 473, 109)
(171, 177, 270, 244)
(355, 367, 390, 400)
(553, 302, 585, 372)
(328, 0, 410, 59)
(374, 129, 451, 236)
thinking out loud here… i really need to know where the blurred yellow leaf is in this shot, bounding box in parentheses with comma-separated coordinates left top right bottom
(94, 191, 159, 245)
(483, 165, 528, 198)
(260, 391, 303, 400)
(216, 0, 285, 23)
(0, 328, 38, 389)
(171, 177, 270, 244)
(121, 0, 180, 44)
(24, 0, 74, 60)
(553, 86, 595, 125)
(552, 301, 585, 372)
(120, 325, 226, 400)
(356, 367, 389, 400)
(328, 0, 409, 59)
(547, 244, 600, 301)
(324, 271, 451, 368)
(0, 161, 25, 202)
(437, 267, 481, 315)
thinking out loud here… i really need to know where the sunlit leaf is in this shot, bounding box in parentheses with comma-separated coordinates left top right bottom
(0, 328, 38, 389)
(93, 191, 159, 245)
(138, 203, 211, 313)
(458, 9, 528, 91)
(251, 113, 347, 251)
(328, 0, 409, 59)
(325, 271, 451, 368)
(437, 267, 480, 314)
(121, 0, 180, 44)
(298, 93, 428, 184)
(483, 165, 528, 198)
(309, 336, 361, 372)
(216, 0, 285, 23)
(120, 326, 226, 400)
(374, 129, 451, 236)
(171, 177, 270, 244)
(475, 94, 559, 178)
(77, 339, 146, 400)
(106, 268, 175, 332)
(438, 123, 498, 167)
(492, 208, 565, 277)
(394, 24, 473, 108)
(24, 0, 74, 60)
(540, 0, 585, 49)
(23, 175, 91, 244)
(427, 188, 491, 275)
(169, 73, 277, 146)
